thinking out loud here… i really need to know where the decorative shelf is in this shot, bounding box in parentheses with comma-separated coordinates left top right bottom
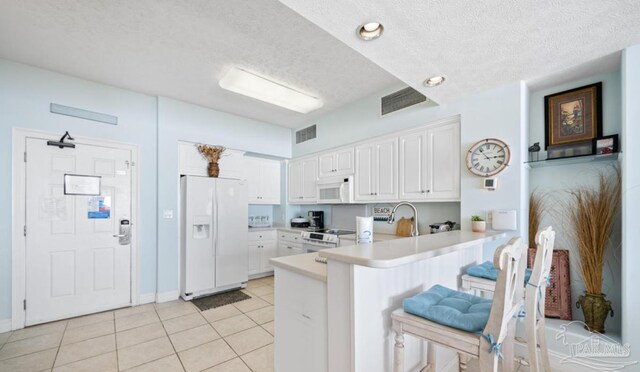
(525, 152, 619, 168)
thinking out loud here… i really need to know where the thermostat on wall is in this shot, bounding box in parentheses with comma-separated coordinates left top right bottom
(483, 178, 497, 190)
(492, 210, 517, 231)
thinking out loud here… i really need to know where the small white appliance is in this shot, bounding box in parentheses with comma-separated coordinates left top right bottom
(492, 209, 517, 231)
(180, 176, 248, 300)
(301, 228, 355, 253)
(316, 176, 353, 204)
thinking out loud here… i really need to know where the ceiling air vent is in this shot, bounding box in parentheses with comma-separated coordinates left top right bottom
(381, 87, 427, 116)
(296, 125, 317, 144)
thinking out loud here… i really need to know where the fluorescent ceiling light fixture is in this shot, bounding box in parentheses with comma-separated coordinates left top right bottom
(219, 68, 323, 114)
(424, 75, 446, 87)
(357, 22, 384, 40)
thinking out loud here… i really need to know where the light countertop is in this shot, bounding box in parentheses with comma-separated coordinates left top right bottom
(270, 252, 327, 282)
(319, 230, 505, 268)
(339, 232, 405, 242)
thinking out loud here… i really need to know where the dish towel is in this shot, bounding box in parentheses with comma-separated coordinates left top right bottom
(356, 216, 373, 244)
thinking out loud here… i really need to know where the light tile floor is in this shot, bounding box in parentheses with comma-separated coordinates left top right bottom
(0, 276, 275, 372)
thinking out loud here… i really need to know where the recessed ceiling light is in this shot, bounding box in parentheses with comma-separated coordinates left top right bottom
(357, 22, 384, 41)
(424, 75, 446, 87)
(219, 67, 323, 114)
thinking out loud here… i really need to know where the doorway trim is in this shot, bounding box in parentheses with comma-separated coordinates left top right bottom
(11, 128, 140, 330)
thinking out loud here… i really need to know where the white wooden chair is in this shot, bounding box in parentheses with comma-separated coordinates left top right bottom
(461, 227, 555, 371)
(524, 227, 555, 371)
(391, 237, 526, 372)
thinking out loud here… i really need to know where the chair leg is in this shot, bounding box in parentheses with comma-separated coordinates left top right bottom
(538, 317, 552, 372)
(394, 331, 405, 372)
(501, 321, 516, 372)
(421, 342, 436, 372)
(459, 354, 471, 371)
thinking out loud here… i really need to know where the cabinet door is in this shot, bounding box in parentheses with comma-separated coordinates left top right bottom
(354, 143, 376, 201)
(334, 148, 355, 176)
(399, 131, 427, 200)
(288, 160, 303, 203)
(248, 242, 261, 276)
(375, 138, 398, 200)
(261, 160, 281, 204)
(318, 153, 336, 179)
(301, 158, 318, 201)
(427, 122, 460, 200)
(261, 240, 278, 272)
(246, 158, 262, 204)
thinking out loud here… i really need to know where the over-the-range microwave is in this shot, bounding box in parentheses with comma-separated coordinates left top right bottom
(316, 176, 353, 204)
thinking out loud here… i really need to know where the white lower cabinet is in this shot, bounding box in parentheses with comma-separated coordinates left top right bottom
(248, 230, 277, 276)
(277, 230, 304, 257)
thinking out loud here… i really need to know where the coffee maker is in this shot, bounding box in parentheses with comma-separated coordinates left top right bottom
(308, 211, 324, 230)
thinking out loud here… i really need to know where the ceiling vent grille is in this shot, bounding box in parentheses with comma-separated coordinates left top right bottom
(381, 87, 427, 116)
(296, 125, 317, 144)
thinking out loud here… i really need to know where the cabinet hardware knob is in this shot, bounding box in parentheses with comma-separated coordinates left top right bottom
(427, 190, 431, 193)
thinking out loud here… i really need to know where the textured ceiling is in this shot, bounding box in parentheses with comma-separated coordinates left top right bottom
(0, 0, 400, 128)
(278, 0, 640, 104)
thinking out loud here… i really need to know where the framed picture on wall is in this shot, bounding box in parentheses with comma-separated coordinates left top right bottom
(544, 82, 602, 149)
(593, 134, 618, 155)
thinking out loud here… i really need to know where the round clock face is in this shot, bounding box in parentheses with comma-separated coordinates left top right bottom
(466, 138, 511, 177)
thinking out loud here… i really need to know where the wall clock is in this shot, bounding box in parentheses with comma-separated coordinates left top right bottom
(466, 138, 511, 177)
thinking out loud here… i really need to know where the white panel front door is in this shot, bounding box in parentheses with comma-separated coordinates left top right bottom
(25, 138, 132, 325)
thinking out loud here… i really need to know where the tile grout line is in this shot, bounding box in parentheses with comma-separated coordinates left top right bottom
(152, 305, 188, 372)
(51, 319, 70, 370)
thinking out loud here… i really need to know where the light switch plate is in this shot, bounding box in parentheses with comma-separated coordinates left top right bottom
(162, 209, 174, 219)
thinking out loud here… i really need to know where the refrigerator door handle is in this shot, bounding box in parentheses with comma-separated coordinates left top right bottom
(214, 183, 220, 257)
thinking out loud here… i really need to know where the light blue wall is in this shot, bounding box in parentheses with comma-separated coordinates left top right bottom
(621, 45, 640, 358)
(0, 59, 159, 319)
(156, 97, 291, 293)
(529, 71, 622, 333)
(293, 82, 529, 260)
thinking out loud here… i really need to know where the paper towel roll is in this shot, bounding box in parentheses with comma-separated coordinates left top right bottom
(356, 216, 373, 244)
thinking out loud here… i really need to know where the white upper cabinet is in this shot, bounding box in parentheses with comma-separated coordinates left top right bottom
(245, 157, 281, 204)
(426, 121, 460, 200)
(288, 156, 318, 203)
(398, 119, 460, 201)
(318, 147, 355, 178)
(399, 130, 427, 200)
(178, 141, 246, 180)
(288, 117, 459, 204)
(354, 137, 398, 201)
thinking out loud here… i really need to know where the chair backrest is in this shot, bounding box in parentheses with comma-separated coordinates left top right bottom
(481, 237, 526, 353)
(526, 226, 555, 319)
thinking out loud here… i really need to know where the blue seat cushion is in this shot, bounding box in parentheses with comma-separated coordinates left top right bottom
(403, 285, 492, 333)
(467, 261, 532, 283)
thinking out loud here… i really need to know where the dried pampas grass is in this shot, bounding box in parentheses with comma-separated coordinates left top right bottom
(529, 189, 549, 248)
(197, 144, 226, 163)
(565, 166, 621, 295)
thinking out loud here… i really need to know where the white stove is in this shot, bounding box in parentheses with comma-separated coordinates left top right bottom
(301, 228, 356, 252)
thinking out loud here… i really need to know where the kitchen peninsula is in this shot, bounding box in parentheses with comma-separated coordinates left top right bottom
(271, 230, 505, 372)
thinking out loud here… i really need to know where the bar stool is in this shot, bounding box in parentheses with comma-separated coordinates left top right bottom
(391, 237, 526, 372)
(462, 226, 556, 371)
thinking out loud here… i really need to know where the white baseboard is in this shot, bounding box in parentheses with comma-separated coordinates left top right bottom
(138, 293, 156, 305)
(0, 318, 12, 333)
(155, 290, 180, 303)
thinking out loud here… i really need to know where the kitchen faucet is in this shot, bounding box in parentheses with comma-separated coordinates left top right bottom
(387, 201, 419, 236)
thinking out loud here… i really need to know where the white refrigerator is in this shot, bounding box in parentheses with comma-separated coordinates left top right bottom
(180, 176, 248, 300)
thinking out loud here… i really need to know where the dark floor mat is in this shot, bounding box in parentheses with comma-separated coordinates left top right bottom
(192, 290, 251, 312)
